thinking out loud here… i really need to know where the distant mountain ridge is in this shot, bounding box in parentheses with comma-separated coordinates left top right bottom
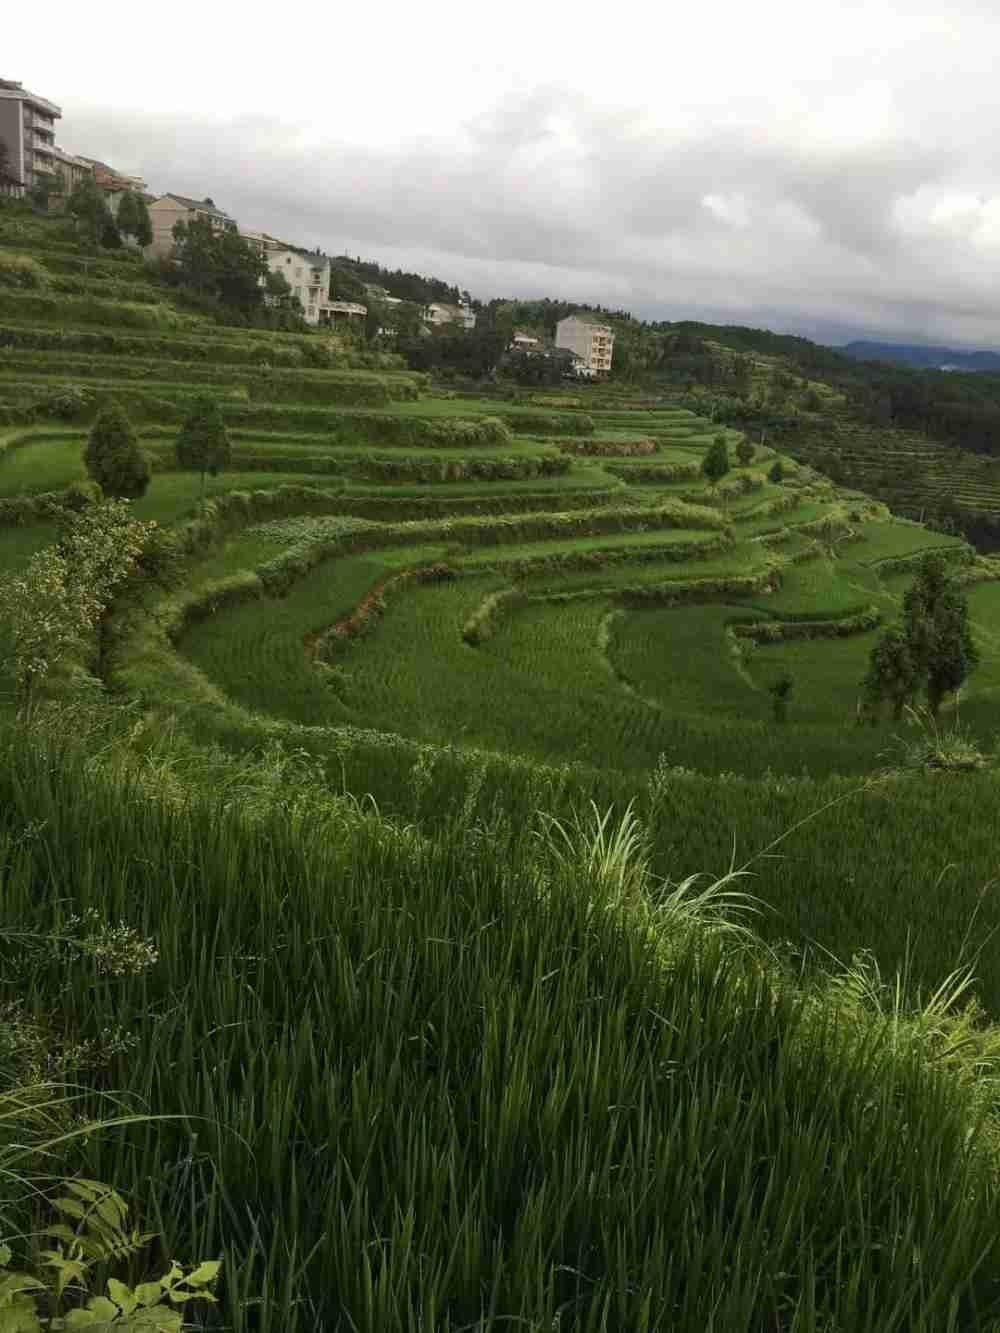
(841, 341, 1000, 372)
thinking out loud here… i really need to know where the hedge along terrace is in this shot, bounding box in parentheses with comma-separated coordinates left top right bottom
(0, 354, 422, 403)
(605, 460, 703, 483)
(458, 529, 733, 575)
(0, 287, 204, 331)
(0, 321, 415, 371)
(559, 437, 659, 456)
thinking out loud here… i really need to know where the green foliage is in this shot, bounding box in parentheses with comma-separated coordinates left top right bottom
(113, 193, 152, 250)
(866, 555, 980, 721)
(903, 554, 980, 715)
(767, 671, 795, 722)
(0, 501, 154, 705)
(768, 458, 785, 484)
(170, 218, 266, 310)
(0, 254, 49, 291)
(174, 395, 231, 494)
(83, 405, 150, 499)
(8, 723, 1000, 1329)
(66, 179, 116, 250)
(864, 623, 921, 721)
(0, 1180, 219, 1331)
(735, 436, 755, 467)
(702, 435, 730, 485)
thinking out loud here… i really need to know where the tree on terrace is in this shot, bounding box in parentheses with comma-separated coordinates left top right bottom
(83, 402, 151, 498)
(863, 624, 921, 721)
(863, 555, 979, 721)
(903, 554, 979, 717)
(116, 190, 153, 248)
(702, 435, 730, 487)
(67, 175, 116, 246)
(171, 219, 265, 308)
(736, 437, 755, 467)
(768, 673, 794, 723)
(175, 395, 231, 508)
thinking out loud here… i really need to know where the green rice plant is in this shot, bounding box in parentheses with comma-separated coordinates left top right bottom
(887, 706, 992, 772)
(5, 722, 1000, 1328)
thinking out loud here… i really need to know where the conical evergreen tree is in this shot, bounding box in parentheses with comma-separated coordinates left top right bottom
(83, 401, 151, 498)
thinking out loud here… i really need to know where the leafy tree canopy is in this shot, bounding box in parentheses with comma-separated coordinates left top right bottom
(67, 175, 117, 247)
(175, 395, 231, 496)
(83, 401, 151, 498)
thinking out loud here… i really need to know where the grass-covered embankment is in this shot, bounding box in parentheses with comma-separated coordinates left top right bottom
(5, 714, 1000, 1331)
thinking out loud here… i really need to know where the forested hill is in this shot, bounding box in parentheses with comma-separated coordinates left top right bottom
(842, 341, 1000, 372)
(328, 254, 467, 307)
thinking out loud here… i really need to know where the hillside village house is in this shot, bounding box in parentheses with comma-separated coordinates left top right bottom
(0, 77, 63, 197)
(265, 248, 366, 326)
(49, 146, 94, 195)
(145, 193, 238, 258)
(511, 331, 540, 349)
(555, 315, 614, 373)
(240, 228, 285, 258)
(80, 156, 147, 194)
(79, 157, 149, 215)
(425, 301, 476, 330)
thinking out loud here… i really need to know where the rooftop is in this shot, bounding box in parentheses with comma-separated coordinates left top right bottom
(0, 79, 61, 117)
(559, 313, 614, 330)
(160, 193, 235, 221)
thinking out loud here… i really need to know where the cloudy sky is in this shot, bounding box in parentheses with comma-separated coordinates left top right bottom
(10, 1, 1000, 346)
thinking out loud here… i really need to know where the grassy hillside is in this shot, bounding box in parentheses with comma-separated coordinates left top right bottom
(5, 204, 1000, 1329)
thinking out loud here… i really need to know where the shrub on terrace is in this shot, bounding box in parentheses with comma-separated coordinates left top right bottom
(0, 252, 49, 289)
(83, 402, 151, 498)
(175, 394, 231, 506)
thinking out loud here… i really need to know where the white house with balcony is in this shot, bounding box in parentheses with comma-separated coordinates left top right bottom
(265, 249, 366, 326)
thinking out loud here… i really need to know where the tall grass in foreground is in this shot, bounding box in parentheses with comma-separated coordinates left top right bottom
(4, 721, 1000, 1329)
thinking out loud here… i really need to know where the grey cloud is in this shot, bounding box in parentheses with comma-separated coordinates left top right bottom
(58, 85, 1000, 347)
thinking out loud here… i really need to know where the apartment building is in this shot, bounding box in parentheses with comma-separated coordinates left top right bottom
(0, 77, 61, 196)
(49, 146, 94, 195)
(555, 315, 614, 373)
(145, 193, 238, 257)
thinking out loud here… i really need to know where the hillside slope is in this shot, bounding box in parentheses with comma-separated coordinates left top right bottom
(4, 201, 1000, 1330)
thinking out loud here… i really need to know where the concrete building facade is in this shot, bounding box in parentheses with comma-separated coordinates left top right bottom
(264, 249, 366, 326)
(265, 249, 331, 325)
(49, 146, 94, 195)
(145, 193, 238, 258)
(555, 315, 614, 373)
(425, 301, 476, 330)
(0, 78, 61, 196)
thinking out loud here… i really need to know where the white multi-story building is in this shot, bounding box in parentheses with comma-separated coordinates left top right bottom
(265, 248, 331, 324)
(0, 77, 69, 198)
(555, 315, 614, 373)
(265, 248, 366, 326)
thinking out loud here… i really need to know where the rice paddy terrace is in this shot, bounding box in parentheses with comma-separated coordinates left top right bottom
(2, 218, 999, 786)
(12, 210, 1000, 1331)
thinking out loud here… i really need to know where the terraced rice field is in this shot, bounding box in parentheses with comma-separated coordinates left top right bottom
(1, 212, 995, 783)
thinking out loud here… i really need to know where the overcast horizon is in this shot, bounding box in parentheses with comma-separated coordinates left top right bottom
(10, 1, 1000, 350)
